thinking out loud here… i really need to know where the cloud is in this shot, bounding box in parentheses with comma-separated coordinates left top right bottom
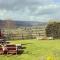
(0, 0, 60, 21)
(0, 0, 53, 10)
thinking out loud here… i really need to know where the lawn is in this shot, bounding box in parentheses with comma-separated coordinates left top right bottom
(0, 39, 60, 60)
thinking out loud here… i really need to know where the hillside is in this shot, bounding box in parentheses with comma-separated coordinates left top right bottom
(0, 20, 47, 28)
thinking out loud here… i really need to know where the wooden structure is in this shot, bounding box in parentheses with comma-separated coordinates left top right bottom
(5, 44, 17, 54)
(0, 29, 23, 55)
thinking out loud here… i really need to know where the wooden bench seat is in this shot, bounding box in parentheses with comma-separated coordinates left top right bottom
(5, 45, 17, 54)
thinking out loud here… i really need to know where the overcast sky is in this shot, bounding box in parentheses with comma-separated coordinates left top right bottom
(0, 0, 60, 22)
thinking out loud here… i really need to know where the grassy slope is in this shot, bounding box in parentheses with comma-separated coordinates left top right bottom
(0, 39, 60, 60)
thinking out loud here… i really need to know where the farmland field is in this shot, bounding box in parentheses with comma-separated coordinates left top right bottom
(0, 39, 60, 60)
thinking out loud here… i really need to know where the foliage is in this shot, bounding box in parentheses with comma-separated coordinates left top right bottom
(46, 22, 60, 39)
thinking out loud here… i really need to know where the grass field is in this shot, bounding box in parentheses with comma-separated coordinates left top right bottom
(0, 39, 60, 60)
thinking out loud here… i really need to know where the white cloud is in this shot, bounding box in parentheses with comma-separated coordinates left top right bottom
(0, 0, 60, 21)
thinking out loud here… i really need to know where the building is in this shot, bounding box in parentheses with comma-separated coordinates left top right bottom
(1, 25, 47, 40)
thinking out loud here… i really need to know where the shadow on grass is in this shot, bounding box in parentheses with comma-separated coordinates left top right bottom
(16, 45, 26, 55)
(22, 43, 32, 45)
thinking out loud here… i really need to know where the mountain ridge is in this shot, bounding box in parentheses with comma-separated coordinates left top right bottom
(0, 20, 47, 28)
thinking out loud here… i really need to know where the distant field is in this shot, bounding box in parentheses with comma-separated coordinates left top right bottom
(0, 39, 60, 60)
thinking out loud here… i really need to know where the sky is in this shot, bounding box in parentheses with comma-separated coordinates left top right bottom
(0, 0, 60, 22)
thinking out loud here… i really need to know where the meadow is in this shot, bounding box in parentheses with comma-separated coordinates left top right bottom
(0, 39, 60, 60)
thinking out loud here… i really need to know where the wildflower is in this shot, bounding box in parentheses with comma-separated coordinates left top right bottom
(47, 56, 54, 60)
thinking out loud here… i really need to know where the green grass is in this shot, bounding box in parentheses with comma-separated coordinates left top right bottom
(0, 39, 60, 60)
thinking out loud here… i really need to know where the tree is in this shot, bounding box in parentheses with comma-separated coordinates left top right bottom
(46, 22, 60, 39)
(3, 18, 16, 40)
(4, 19, 16, 29)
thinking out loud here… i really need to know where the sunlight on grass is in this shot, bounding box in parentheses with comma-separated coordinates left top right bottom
(0, 39, 60, 60)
